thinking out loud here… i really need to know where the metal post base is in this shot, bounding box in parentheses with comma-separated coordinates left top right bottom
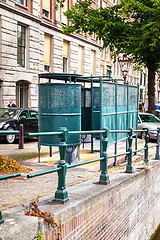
(125, 165, 134, 173)
(99, 174, 110, 184)
(54, 189, 69, 203)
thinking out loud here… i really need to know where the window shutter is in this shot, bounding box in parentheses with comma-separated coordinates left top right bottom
(43, 0, 50, 11)
(62, 0, 68, 24)
(63, 41, 68, 58)
(44, 35, 51, 66)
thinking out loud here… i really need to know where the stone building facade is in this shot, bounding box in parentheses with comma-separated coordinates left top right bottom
(0, 0, 155, 110)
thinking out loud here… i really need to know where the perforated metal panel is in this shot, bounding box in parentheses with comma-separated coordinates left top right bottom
(102, 83, 116, 143)
(103, 83, 115, 108)
(93, 87, 100, 108)
(129, 86, 138, 131)
(39, 83, 81, 146)
(102, 82, 138, 144)
(129, 87, 137, 108)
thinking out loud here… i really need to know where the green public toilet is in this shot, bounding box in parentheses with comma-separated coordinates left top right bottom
(38, 82, 81, 148)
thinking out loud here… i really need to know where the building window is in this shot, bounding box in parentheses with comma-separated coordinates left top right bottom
(101, 65, 104, 76)
(17, 24, 26, 67)
(78, 45, 83, 75)
(61, 0, 68, 25)
(106, 65, 112, 77)
(101, 49, 105, 60)
(16, 81, 28, 108)
(16, 0, 26, 6)
(42, 0, 50, 18)
(63, 41, 69, 73)
(91, 50, 95, 75)
(44, 34, 51, 72)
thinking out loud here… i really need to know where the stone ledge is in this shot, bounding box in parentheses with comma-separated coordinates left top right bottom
(0, 159, 160, 239)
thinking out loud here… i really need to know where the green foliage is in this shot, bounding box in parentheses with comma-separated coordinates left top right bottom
(37, 232, 43, 240)
(63, 0, 160, 71)
(63, 0, 160, 112)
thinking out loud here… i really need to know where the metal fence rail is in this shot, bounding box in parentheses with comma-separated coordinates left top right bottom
(0, 127, 160, 224)
(26, 127, 160, 202)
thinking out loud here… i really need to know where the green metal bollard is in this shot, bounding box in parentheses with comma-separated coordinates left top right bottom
(0, 210, 4, 224)
(99, 128, 110, 184)
(54, 127, 69, 202)
(126, 128, 134, 173)
(144, 128, 149, 163)
(155, 128, 160, 159)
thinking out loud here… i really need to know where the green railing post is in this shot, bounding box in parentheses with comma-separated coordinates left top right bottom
(126, 128, 134, 173)
(144, 128, 149, 163)
(54, 127, 69, 202)
(155, 128, 160, 159)
(99, 128, 110, 184)
(0, 210, 4, 224)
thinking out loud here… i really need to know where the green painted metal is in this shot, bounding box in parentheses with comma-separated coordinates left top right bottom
(91, 80, 94, 153)
(114, 80, 118, 165)
(155, 128, 160, 159)
(22, 127, 159, 204)
(67, 157, 104, 168)
(100, 78, 103, 158)
(144, 128, 149, 163)
(0, 131, 19, 135)
(132, 148, 147, 154)
(27, 130, 107, 138)
(93, 87, 101, 131)
(108, 151, 130, 159)
(126, 128, 134, 173)
(0, 210, 4, 225)
(38, 73, 81, 82)
(38, 83, 81, 146)
(99, 127, 110, 184)
(27, 167, 61, 178)
(54, 127, 69, 202)
(81, 88, 91, 131)
(101, 81, 138, 144)
(81, 77, 138, 165)
(0, 173, 21, 180)
(148, 144, 158, 149)
(27, 132, 61, 137)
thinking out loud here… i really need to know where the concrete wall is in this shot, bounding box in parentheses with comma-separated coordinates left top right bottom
(0, 159, 160, 239)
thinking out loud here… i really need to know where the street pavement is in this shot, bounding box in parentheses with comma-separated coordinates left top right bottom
(0, 137, 157, 211)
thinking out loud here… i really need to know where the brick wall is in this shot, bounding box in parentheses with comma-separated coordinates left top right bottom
(39, 160, 160, 240)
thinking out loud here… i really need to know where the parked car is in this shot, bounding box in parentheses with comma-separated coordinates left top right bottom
(0, 108, 38, 143)
(138, 113, 160, 140)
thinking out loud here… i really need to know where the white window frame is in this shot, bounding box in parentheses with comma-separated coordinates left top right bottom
(16, 0, 26, 7)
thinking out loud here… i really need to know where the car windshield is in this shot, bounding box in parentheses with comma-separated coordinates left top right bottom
(140, 114, 160, 123)
(0, 108, 19, 119)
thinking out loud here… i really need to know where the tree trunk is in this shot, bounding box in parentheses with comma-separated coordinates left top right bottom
(147, 65, 156, 114)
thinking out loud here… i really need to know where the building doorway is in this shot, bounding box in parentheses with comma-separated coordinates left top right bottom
(16, 80, 29, 108)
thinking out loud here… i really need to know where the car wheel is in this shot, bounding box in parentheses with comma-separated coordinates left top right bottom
(5, 127, 16, 144)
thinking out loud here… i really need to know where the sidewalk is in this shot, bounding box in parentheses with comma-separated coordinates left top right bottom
(0, 138, 157, 211)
